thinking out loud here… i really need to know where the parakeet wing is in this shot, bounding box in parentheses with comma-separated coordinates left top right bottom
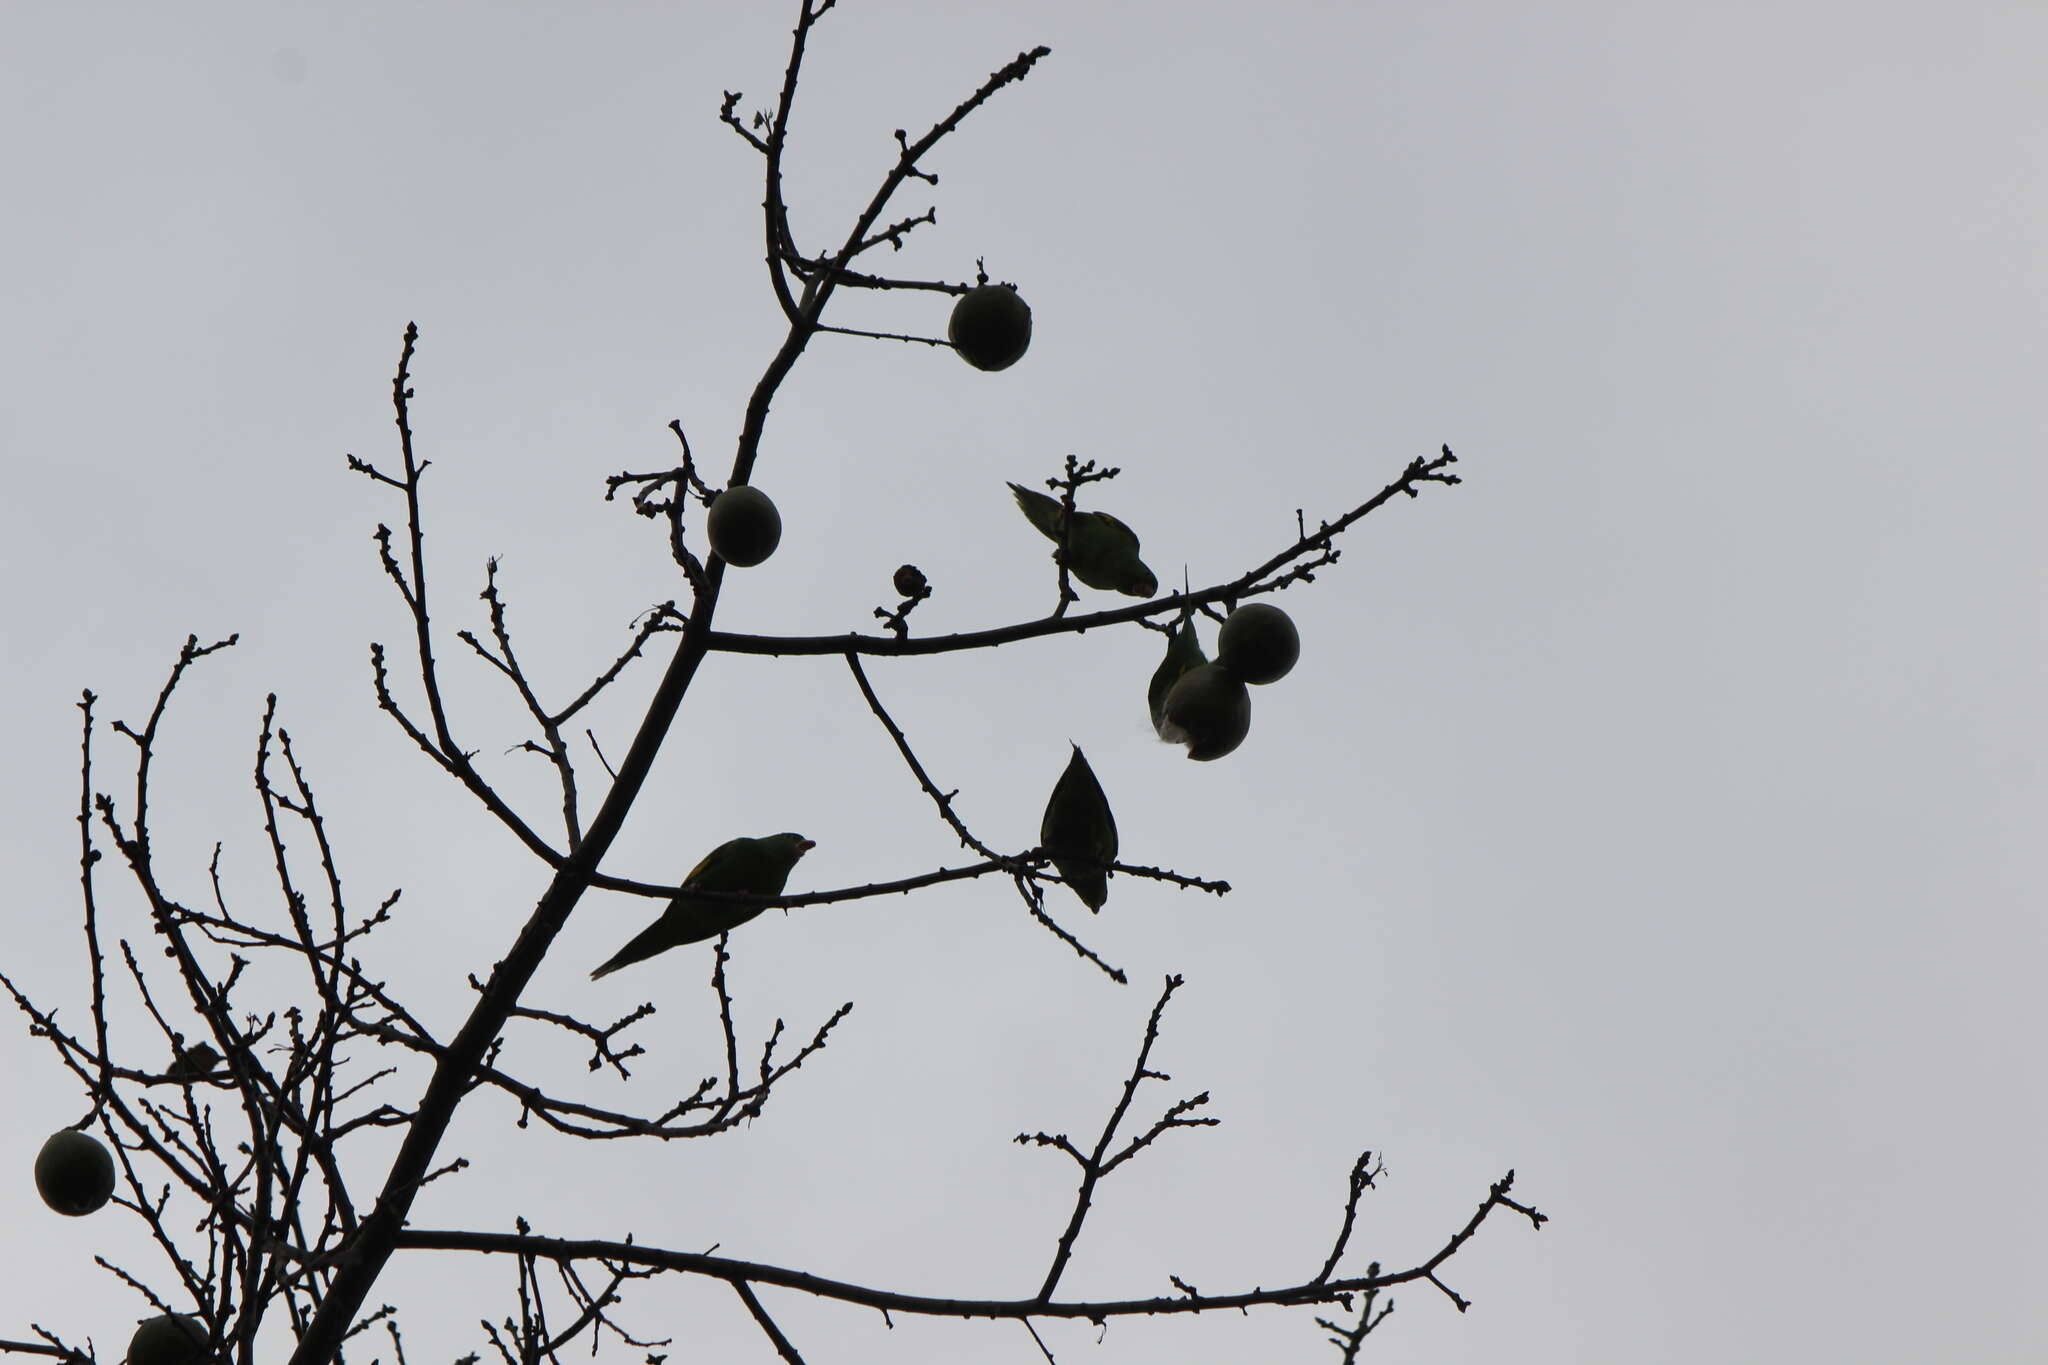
(1092, 511, 1140, 554)
(681, 835, 779, 891)
(679, 836, 749, 887)
(1093, 514, 1157, 596)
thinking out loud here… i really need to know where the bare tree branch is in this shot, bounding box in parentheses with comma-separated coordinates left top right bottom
(394, 1173, 1545, 1322)
(7, 2, 1521, 1359)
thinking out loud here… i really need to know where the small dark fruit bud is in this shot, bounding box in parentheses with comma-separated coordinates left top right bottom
(893, 564, 928, 598)
(166, 1042, 220, 1082)
(1162, 663, 1252, 762)
(35, 1128, 115, 1216)
(706, 485, 782, 567)
(948, 284, 1032, 372)
(1216, 603, 1300, 685)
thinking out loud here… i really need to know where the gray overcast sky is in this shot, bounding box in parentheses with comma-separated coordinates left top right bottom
(4, 2, 2044, 1362)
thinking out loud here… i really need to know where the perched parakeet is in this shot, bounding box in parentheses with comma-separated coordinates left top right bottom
(1039, 744, 1119, 911)
(590, 833, 816, 979)
(1148, 614, 1207, 742)
(1008, 483, 1159, 598)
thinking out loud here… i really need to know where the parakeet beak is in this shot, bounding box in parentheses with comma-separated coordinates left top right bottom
(795, 838, 817, 856)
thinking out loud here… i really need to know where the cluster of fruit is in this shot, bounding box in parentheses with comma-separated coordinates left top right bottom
(702, 277, 1301, 770)
(1033, 604, 1300, 912)
(945, 279, 1306, 764)
(1150, 602, 1301, 761)
(35, 1129, 213, 1363)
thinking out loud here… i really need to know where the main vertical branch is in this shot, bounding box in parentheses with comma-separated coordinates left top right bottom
(292, 7, 1059, 1358)
(292, 9, 855, 1349)
(283, 608, 703, 1363)
(286, 172, 839, 1365)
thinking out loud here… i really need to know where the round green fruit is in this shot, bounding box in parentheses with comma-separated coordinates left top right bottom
(706, 485, 782, 568)
(1216, 603, 1300, 685)
(948, 284, 1032, 372)
(1162, 662, 1252, 762)
(128, 1314, 209, 1365)
(35, 1128, 114, 1217)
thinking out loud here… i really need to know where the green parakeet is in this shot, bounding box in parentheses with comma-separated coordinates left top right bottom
(1147, 613, 1207, 742)
(590, 832, 816, 979)
(1039, 744, 1118, 911)
(1009, 483, 1159, 598)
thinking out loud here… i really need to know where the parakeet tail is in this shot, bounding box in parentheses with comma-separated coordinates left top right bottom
(589, 922, 668, 980)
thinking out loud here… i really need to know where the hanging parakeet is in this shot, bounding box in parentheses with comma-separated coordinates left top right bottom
(1008, 483, 1159, 598)
(1148, 613, 1207, 742)
(1039, 744, 1118, 911)
(590, 832, 816, 979)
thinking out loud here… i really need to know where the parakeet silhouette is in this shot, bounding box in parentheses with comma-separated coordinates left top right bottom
(1148, 612, 1207, 742)
(1008, 482, 1158, 598)
(591, 833, 815, 979)
(1039, 745, 1119, 911)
